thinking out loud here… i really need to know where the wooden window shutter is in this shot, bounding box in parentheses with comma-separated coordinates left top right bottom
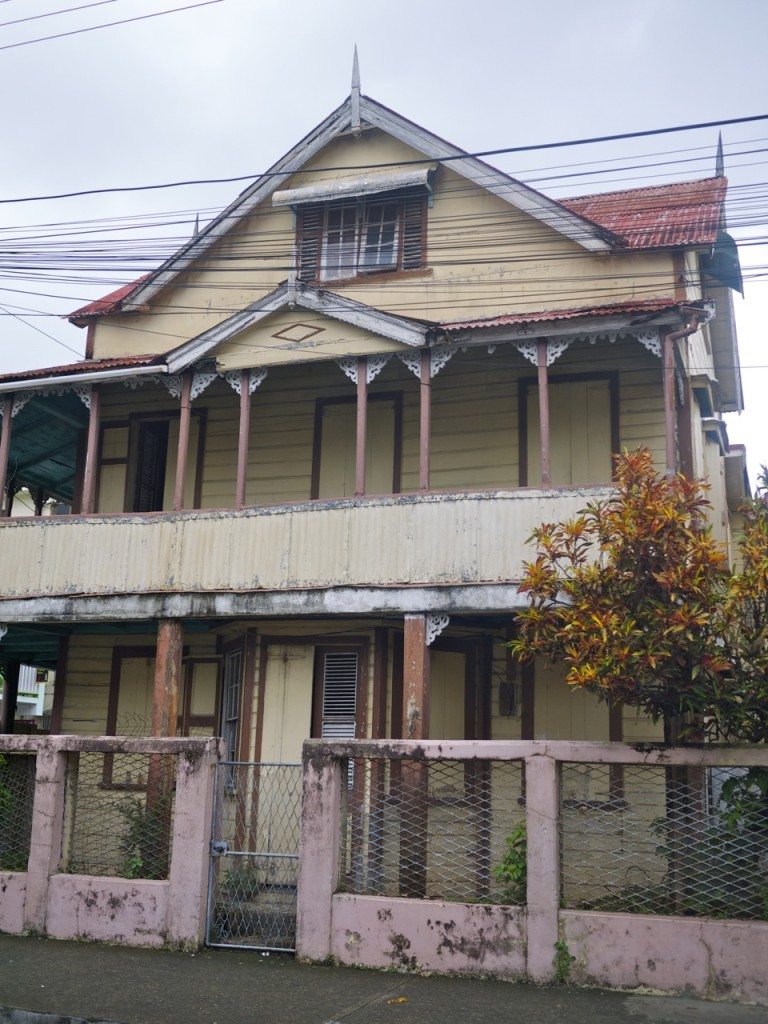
(134, 420, 169, 512)
(297, 206, 323, 282)
(320, 650, 359, 740)
(401, 195, 426, 270)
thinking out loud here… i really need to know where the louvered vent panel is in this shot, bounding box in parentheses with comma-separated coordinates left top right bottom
(321, 651, 358, 740)
(297, 206, 323, 282)
(402, 196, 425, 270)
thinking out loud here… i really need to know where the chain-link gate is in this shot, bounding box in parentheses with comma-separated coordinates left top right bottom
(205, 761, 302, 952)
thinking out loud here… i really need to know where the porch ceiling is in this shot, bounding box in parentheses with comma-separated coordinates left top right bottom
(8, 392, 88, 502)
(1, 624, 64, 668)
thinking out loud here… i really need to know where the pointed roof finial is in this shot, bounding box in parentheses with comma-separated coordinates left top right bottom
(715, 132, 725, 177)
(350, 44, 361, 136)
(193, 213, 200, 237)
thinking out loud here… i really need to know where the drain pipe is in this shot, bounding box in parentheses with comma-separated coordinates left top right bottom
(662, 309, 703, 479)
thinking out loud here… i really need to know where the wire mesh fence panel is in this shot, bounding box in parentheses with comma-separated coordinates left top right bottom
(340, 758, 526, 905)
(65, 751, 176, 879)
(560, 762, 768, 920)
(0, 752, 36, 872)
(207, 762, 302, 951)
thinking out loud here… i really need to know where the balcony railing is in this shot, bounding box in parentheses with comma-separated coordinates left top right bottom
(0, 487, 610, 605)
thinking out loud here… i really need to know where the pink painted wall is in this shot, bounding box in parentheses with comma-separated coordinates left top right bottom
(0, 872, 26, 935)
(45, 875, 169, 947)
(0, 735, 219, 950)
(331, 895, 526, 978)
(562, 910, 768, 1006)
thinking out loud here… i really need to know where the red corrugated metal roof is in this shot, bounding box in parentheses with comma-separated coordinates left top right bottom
(441, 297, 679, 332)
(69, 275, 150, 319)
(0, 354, 161, 385)
(560, 177, 726, 249)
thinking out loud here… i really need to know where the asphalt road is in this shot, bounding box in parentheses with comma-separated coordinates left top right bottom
(0, 934, 765, 1024)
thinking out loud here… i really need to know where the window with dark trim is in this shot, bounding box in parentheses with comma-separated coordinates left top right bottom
(297, 193, 426, 284)
(219, 646, 243, 763)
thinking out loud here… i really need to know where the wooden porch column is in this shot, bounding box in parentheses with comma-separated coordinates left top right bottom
(419, 349, 431, 491)
(536, 339, 551, 487)
(0, 394, 14, 517)
(151, 620, 184, 737)
(355, 357, 368, 497)
(173, 373, 193, 511)
(662, 331, 677, 479)
(0, 660, 21, 733)
(400, 614, 430, 897)
(403, 613, 430, 740)
(235, 369, 251, 510)
(80, 386, 101, 514)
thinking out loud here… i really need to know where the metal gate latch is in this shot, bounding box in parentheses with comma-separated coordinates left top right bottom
(210, 840, 229, 856)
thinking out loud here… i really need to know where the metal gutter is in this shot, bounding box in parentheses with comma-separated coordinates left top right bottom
(0, 363, 167, 395)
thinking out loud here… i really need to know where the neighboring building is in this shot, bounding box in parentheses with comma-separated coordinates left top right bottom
(0, 74, 749, 755)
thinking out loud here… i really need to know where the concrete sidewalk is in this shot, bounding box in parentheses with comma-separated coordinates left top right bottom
(0, 935, 764, 1024)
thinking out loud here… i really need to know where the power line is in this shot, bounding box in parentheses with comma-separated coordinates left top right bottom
(0, 302, 83, 357)
(0, 0, 225, 54)
(0, 0, 118, 30)
(0, 112, 766, 206)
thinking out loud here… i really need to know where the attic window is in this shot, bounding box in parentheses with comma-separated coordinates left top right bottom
(296, 193, 426, 284)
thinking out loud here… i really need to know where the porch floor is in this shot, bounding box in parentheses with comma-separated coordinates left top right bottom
(0, 934, 760, 1024)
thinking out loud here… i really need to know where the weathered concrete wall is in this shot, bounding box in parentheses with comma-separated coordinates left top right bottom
(297, 739, 768, 1005)
(0, 873, 26, 934)
(0, 735, 218, 950)
(45, 875, 169, 946)
(561, 910, 768, 1005)
(331, 895, 526, 978)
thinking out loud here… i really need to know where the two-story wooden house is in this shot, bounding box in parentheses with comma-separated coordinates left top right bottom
(0, 77, 748, 762)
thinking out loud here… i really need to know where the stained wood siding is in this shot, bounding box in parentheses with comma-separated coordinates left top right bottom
(61, 632, 217, 736)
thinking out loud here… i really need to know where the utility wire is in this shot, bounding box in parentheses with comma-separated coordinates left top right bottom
(0, 112, 766, 205)
(0, 0, 118, 30)
(0, 0, 225, 53)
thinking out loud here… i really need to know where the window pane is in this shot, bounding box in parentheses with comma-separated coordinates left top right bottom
(322, 205, 357, 280)
(361, 203, 399, 269)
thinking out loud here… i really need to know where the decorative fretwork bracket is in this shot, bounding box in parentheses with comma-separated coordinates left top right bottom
(397, 351, 422, 379)
(72, 383, 91, 409)
(513, 341, 538, 366)
(367, 354, 392, 383)
(546, 338, 574, 366)
(222, 367, 268, 396)
(163, 375, 183, 400)
(190, 372, 218, 402)
(397, 346, 458, 380)
(632, 327, 661, 358)
(426, 614, 450, 646)
(10, 392, 33, 417)
(430, 343, 457, 377)
(337, 358, 359, 384)
(9, 382, 90, 417)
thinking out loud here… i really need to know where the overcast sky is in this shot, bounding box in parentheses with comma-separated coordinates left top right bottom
(1, 0, 766, 479)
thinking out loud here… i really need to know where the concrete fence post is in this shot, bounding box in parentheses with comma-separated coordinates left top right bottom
(524, 753, 560, 984)
(166, 738, 219, 948)
(296, 744, 344, 962)
(24, 738, 68, 933)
